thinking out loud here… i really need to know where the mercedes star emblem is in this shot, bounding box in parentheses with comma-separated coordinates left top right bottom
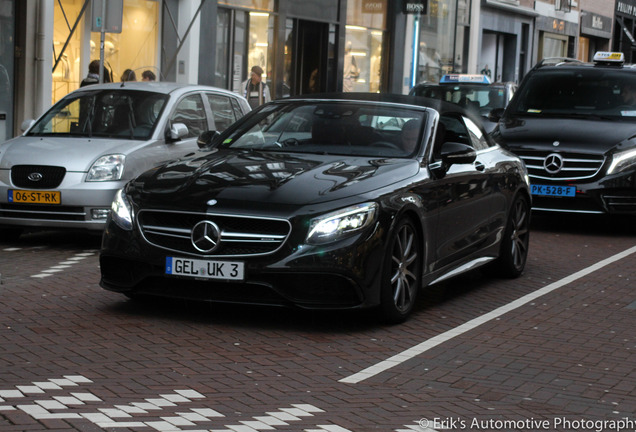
(191, 220, 221, 253)
(543, 153, 564, 175)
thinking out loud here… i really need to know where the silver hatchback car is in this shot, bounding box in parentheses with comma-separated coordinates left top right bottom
(0, 82, 250, 240)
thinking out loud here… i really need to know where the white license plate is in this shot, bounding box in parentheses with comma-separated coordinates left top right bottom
(165, 257, 244, 281)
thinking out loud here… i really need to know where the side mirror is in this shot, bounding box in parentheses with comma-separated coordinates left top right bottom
(21, 119, 35, 133)
(197, 130, 221, 149)
(488, 108, 505, 123)
(168, 123, 188, 141)
(440, 142, 477, 166)
(429, 142, 477, 177)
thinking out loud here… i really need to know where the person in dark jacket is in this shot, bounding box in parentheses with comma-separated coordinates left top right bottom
(80, 60, 111, 87)
(242, 65, 271, 109)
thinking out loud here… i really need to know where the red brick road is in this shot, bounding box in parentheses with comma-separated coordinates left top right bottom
(1, 214, 635, 431)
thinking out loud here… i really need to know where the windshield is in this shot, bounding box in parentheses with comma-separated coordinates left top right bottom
(509, 68, 636, 119)
(27, 89, 169, 139)
(220, 101, 427, 158)
(412, 84, 509, 116)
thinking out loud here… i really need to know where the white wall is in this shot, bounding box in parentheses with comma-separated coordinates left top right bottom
(176, 0, 201, 85)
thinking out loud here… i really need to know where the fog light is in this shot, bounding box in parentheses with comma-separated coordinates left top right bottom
(91, 208, 110, 220)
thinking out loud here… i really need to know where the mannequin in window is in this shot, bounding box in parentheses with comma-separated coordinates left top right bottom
(343, 41, 360, 92)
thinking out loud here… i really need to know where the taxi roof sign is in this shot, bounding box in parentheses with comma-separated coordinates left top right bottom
(593, 51, 624, 64)
(440, 74, 492, 85)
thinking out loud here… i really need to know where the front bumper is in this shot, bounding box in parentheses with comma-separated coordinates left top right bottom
(0, 171, 125, 230)
(529, 171, 636, 215)
(99, 219, 386, 310)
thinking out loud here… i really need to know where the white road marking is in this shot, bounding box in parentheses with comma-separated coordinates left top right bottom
(1, 375, 339, 431)
(31, 251, 96, 278)
(340, 244, 636, 384)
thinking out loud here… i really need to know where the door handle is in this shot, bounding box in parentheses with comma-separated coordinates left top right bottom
(474, 161, 485, 171)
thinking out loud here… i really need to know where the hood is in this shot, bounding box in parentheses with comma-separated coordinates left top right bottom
(498, 116, 636, 154)
(131, 150, 420, 209)
(0, 136, 150, 171)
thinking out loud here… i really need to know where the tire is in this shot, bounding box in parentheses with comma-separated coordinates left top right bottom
(493, 195, 530, 278)
(380, 217, 422, 323)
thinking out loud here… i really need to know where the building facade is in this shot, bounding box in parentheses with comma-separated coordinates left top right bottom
(0, 0, 622, 143)
(613, 0, 636, 62)
(579, 0, 613, 61)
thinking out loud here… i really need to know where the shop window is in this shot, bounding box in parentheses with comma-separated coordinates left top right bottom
(53, 0, 159, 105)
(540, 33, 568, 59)
(418, 0, 457, 84)
(218, 0, 273, 12)
(217, 8, 274, 95)
(344, 0, 387, 92)
(248, 12, 269, 78)
(53, 0, 84, 104)
(90, 1, 159, 85)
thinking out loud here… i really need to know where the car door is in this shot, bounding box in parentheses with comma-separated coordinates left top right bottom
(428, 114, 495, 270)
(127, 92, 209, 175)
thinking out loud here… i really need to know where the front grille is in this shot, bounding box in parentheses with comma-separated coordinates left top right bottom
(137, 210, 292, 257)
(0, 204, 86, 221)
(11, 165, 66, 189)
(516, 150, 604, 181)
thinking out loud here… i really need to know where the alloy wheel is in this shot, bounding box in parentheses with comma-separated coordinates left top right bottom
(390, 222, 419, 313)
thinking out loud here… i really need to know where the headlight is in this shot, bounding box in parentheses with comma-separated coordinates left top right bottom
(111, 188, 134, 231)
(608, 148, 636, 174)
(306, 202, 378, 245)
(87, 154, 125, 181)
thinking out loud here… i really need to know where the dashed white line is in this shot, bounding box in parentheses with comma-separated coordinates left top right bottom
(31, 251, 96, 278)
(340, 244, 636, 384)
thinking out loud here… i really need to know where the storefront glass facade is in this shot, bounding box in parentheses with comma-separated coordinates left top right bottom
(52, 0, 159, 104)
(417, 0, 465, 84)
(214, 3, 275, 94)
(344, 0, 387, 92)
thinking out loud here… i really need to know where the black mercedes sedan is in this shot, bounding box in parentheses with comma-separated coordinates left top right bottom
(491, 52, 636, 216)
(100, 93, 531, 323)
